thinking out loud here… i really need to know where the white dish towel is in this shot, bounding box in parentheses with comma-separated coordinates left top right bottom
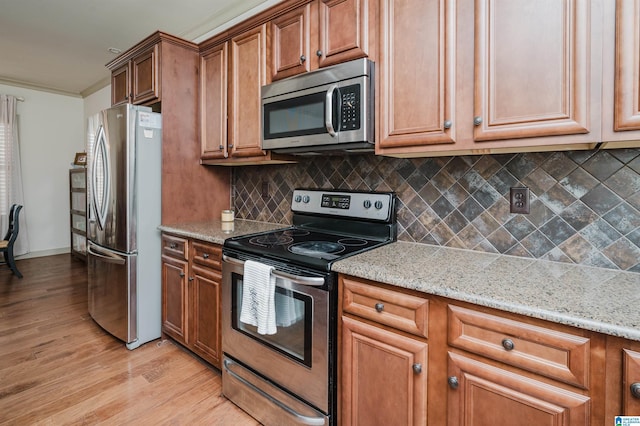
(239, 259, 277, 335)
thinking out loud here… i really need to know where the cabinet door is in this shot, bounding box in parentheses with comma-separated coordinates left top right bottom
(161, 255, 188, 344)
(111, 64, 130, 106)
(613, 0, 640, 132)
(229, 25, 269, 158)
(271, 4, 311, 81)
(447, 352, 590, 426)
(623, 349, 640, 415)
(318, 0, 370, 67)
(341, 316, 427, 425)
(377, 0, 456, 150)
(201, 42, 229, 160)
(473, 0, 592, 142)
(190, 266, 222, 368)
(131, 45, 159, 105)
(601, 0, 640, 146)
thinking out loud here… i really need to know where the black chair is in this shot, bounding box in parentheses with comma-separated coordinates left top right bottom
(1, 204, 23, 278)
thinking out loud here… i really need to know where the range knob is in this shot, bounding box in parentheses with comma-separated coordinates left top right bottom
(374, 200, 384, 210)
(294, 195, 302, 203)
(302, 195, 310, 204)
(363, 200, 372, 209)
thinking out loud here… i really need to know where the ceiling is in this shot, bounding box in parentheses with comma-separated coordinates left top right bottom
(0, 0, 278, 97)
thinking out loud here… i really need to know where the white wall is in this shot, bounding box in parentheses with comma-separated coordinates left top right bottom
(83, 86, 110, 124)
(0, 84, 84, 257)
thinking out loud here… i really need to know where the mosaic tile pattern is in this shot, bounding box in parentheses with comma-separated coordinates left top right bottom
(232, 149, 640, 272)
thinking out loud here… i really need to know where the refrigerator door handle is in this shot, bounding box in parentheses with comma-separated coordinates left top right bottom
(87, 242, 126, 265)
(91, 124, 111, 231)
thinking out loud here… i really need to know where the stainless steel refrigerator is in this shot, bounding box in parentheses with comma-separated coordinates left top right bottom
(86, 103, 162, 350)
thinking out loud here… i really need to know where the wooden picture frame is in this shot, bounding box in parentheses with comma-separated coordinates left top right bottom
(73, 152, 87, 166)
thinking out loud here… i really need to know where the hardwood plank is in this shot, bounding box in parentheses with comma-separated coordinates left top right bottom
(0, 255, 257, 425)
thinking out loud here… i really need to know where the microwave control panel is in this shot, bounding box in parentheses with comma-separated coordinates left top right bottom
(339, 84, 361, 131)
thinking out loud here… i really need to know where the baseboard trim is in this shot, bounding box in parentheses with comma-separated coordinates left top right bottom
(16, 247, 70, 260)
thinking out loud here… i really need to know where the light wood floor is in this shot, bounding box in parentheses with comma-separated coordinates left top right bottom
(0, 254, 259, 425)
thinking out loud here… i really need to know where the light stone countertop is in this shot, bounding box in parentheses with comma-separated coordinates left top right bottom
(158, 219, 288, 245)
(332, 241, 640, 341)
(158, 221, 640, 342)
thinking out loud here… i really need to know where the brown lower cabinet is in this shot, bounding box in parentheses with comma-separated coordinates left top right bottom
(338, 274, 614, 425)
(161, 233, 222, 368)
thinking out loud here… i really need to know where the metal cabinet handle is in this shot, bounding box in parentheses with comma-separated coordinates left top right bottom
(170, 243, 177, 249)
(448, 376, 459, 389)
(502, 338, 515, 351)
(316, 50, 323, 57)
(300, 55, 306, 63)
(219, 145, 224, 150)
(413, 363, 422, 374)
(375, 303, 384, 313)
(444, 120, 452, 129)
(631, 383, 640, 399)
(179, 272, 185, 278)
(203, 253, 209, 259)
(228, 144, 234, 148)
(473, 116, 483, 126)
(188, 277, 194, 282)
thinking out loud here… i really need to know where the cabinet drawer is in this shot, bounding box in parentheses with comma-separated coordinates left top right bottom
(342, 277, 428, 338)
(162, 234, 187, 260)
(448, 305, 590, 388)
(192, 241, 222, 270)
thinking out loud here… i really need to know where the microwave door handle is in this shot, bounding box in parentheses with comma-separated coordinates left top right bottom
(325, 84, 338, 137)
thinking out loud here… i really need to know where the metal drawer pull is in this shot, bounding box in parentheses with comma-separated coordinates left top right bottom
(448, 376, 459, 389)
(202, 253, 209, 259)
(501, 338, 515, 351)
(222, 255, 325, 287)
(413, 363, 422, 374)
(169, 242, 177, 249)
(223, 359, 326, 426)
(375, 303, 384, 313)
(179, 272, 185, 278)
(631, 383, 640, 399)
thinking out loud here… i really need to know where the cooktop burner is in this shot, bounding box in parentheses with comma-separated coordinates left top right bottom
(289, 241, 346, 256)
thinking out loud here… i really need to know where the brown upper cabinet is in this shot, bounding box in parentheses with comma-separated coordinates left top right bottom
(107, 39, 163, 106)
(200, 24, 296, 165)
(602, 0, 640, 147)
(377, 0, 603, 157)
(270, 0, 374, 81)
(107, 31, 231, 224)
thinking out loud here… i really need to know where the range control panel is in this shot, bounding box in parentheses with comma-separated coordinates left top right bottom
(291, 189, 395, 222)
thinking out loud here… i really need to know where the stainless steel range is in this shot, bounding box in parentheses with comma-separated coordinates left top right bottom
(221, 188, 396, 426)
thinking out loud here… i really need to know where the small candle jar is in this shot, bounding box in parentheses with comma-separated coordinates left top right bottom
(221, 209, 234, 222)
(221, 221, 235, 233)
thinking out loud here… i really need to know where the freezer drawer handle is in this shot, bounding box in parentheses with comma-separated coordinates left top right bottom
(222, 254, 325, 287)
(88, 244, 126, 265)
(223, 358, 326, 426)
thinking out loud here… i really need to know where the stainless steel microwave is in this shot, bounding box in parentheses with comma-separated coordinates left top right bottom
(261, 58, 374, 155)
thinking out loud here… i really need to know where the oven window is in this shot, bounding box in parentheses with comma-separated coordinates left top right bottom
(231, 273, 313, 367)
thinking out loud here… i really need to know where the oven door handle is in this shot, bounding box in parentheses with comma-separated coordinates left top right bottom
(223, 255, 326, 287)
(223, 358, 326, 426)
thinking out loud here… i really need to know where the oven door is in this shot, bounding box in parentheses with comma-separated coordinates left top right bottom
(222, 255, 330, 416)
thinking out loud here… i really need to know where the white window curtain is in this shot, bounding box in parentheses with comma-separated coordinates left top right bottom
(0, 94, 29, 256)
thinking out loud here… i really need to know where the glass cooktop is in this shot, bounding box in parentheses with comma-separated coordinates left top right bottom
(224, 226, 389, 271)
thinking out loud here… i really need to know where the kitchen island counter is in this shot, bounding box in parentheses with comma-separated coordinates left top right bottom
(332, 241, 640, 341)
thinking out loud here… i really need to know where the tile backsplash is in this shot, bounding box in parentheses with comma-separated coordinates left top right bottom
(232, 149, 640, 272)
